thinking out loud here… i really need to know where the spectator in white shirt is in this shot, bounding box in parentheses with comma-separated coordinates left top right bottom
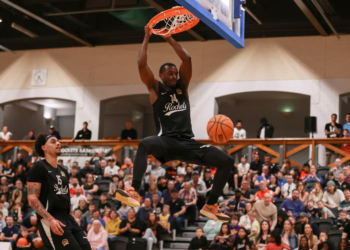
(322, 180, 345, 208)
(177, 162, 187, 175)
(0, 126, 12, 141)
(103, 159, 120, 179)
(231, 120, 246, 162)
(151, 160, 166, 180)
(71, 187, 87, 211)
(234, 155, 250, 189)
(281, 174, 296, 198)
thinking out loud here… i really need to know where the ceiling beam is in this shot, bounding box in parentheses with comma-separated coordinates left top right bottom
(11, 23, 39, 37)
(294, 0, 328, 36)
(44, 6, 155, 16)
(0, 0, 93, 47)
(311, 0, 339, 39)
(244, 7, 262, 25)
(0, 45, 16, 54)
(143, 0, 206, 42)
(20, 0, 82, 5)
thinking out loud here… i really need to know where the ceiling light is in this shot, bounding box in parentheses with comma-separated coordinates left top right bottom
(0, 19, 2, 22)
(11, 23, 38, 38)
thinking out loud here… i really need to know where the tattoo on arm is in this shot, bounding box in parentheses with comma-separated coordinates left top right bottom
(27, 183, 53, 222)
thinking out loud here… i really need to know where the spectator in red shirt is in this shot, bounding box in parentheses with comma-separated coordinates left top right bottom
(178, 182, 197, 226)
(299, 164, 310, 180)
(255, 181, 274, 202)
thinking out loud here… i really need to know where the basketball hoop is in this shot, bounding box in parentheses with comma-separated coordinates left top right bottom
(147, 6, 200, 36)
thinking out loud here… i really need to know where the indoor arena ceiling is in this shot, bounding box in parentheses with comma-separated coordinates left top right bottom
(0, 0, 349, 52)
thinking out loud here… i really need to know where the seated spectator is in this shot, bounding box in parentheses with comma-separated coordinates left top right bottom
(48, 125, 61, 139)
(204, 219, 223, 238)
(281, 219, 298, 250)
(81, 202, 96, 228)
(337, 211, 349, 230)
(12, 165, 26, 186)
(238, 203, 252, 232)
(124, 175, 133, 190)
(262, 154, 279, 176)
(0, 216, 19, 249)
(143, 212, 162, 250)
(151, 193, 163, 214)
(144, 174, 156, 192)
(316, 231, 328, 249)
(323, 180, 345, 208)
(265, 230, 290, 250)
(309, 182, 323, 208)
(145, 183, 162, 202)
(281, 174, 296, 199)
(185, 165, 194, 182)
(0, 211, 5, 232)
(13, 153, 27, 172)
(87, 209, 106, 231)
(157, 176, 167, 192)
(303, 165, 323, 192)
(255, 181, 274, 201)
(104, 159, 119, 180)
(83, 173, 99, 194)
(175, 174, 185, 191)
(190, 171, 207, 211)
(280, 189, 305, 217)
(225, 188, 246, 217)
(281, 158, 292, 176)
(288, 216, 300, 235)
(136, 197, 152, 222)
(98, 193, 111, 214)
(194, 165, 208, 180)
(324, 172, 338, 189)
(118, 202, 130, 220)
(166, 161, 178, 181)
(203, 169, 213, 196)
(8, 201, 23, 222)
(71, 187, 87, 211)
(189, 227, 208, 250)
(179, 182, 197, 226)
(77, 199, 88, 215)
(167, 188, 186, 235)
(87, 220, 108, 250)
(102, 207, 111, 222)
(252, 193, 277, 230)
(247, 212, 259, 241)
(80, 160, 94, 180)
(305, 200, 319, 219)
(117, 180, 125, 191)
(275, 209, 288, 231)
(339, 189, 350, 214)
(277, 171, 287, 187)
(23, 130, 35, 140)
(1, 159, 15, 180)
(209, 223, 231, 250)
(299, 164, 310, 180)
(151, 160, 165, 181)
(86, 193, 93, 204)
(69, 177, 86, 198)
(0, 200, 8, 217)
(161, 180, 175, 204)
(230, 215, 240, 236)
(297, 181, 309, 205)
(106, 210, 121, 239)
(317, 200, 335, 219)
(330, 158, 343, 181)
(119, 208, 143, 238)
(299, 213, 320, 237)
(16, 226, 32, 250)
(268, 174, 281, 201)
(234, 155, 250, 189)
(158, 205, 171, 235)
(253, 220, 270, 249)
(108, 175, 119, 196)
(249, 152, 262, 182)
(232, 227, 249, 250)
(93, 159, 108, 182)
(337, 172, 350, 191)
(90, 151, 105, 170)
(177, 162, 187, 175)
(241, 180, 255, 203)
(298, 236, 309, 250)
(298, 223, 318, 250)
(254, 165, 271, 189)
(75, 121, 92, 140)
(121, 157, 133, 176)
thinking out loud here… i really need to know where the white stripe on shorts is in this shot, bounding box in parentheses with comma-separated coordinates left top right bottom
(41, 219, 56, 250)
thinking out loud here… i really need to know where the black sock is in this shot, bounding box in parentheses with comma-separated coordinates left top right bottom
(132, 180, 141, 191)
(207, 194, 219, 205)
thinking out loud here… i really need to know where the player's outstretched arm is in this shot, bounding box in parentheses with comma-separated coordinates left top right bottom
(138, 26, 158, 91)
(164, 36, 192, 88)
(27, 182, 66, 236)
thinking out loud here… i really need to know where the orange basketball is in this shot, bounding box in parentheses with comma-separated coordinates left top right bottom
(17, 237, 28, 246)
(34, 239, 44, 249)
(207, 115, 234, 143)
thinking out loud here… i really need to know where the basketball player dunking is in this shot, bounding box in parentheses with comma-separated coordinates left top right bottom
(27, 135, 91, 250)
(115, 27, 233, 222)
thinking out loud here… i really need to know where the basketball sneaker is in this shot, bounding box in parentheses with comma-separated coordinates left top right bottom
(115, 188, 140, 207)
(200, 204, 230, 222)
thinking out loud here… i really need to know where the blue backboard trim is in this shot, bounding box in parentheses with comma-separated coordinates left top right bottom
(174, 0, 245, 48)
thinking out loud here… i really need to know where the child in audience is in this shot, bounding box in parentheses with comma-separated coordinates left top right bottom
(248, 212, 259, 241)
(16, 226, 33, 250)
(233, 227, 249, 250)
(230, 215, 240, 236)
(316, 231, 328, 250)
(305, 200, 319, 219)
(188, 227, 208, 250)
(317, 200, 335, 219)
(117, 202, 130, 220)
(336, 211, 350, 230)
(158, 205, 172, 234)
(265, 230, 290, 250)
(277, 171, 287, 187)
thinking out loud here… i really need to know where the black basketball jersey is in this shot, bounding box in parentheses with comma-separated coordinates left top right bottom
(153, 80, 194, 138)
(27, 160, 70, 220)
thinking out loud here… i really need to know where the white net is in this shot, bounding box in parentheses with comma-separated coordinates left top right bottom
(151, 13, 198, 35)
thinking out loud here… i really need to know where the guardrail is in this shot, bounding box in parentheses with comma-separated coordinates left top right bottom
(0, 138, 349, 168)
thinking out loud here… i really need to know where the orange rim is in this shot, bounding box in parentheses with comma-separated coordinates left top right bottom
(147, 6, 200, 35)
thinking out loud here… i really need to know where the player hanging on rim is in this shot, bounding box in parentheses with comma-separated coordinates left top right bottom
(27, 134, 91, 250)
(115, 26, 234, 222)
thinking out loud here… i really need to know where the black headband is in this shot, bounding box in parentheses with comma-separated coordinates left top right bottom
(45, 135, 55, 144)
